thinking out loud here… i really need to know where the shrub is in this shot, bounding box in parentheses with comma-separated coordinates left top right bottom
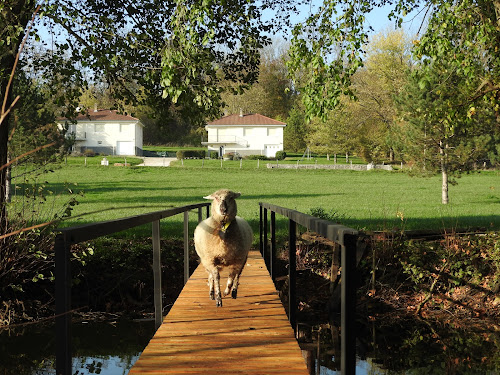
(176, 150, 206, 159)
(246, 155, 269, 160)
(83, 148, 96, 157)
(275, 151, 287, 160)
(209, 151, 219, 159)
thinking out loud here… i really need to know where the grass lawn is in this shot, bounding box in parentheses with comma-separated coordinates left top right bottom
(9, 159, 499, 239)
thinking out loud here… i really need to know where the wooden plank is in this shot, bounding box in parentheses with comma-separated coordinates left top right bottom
(129, 250, 309, 374)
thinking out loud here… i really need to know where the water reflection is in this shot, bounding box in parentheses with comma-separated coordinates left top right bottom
(298, 318, 500, 375)
(0, 319, 154, 375)
(1, 315, 499, 374)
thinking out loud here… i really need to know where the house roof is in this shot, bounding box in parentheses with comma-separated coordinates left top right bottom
(61, 109, 140, 122)
(208, 113, 286, 126)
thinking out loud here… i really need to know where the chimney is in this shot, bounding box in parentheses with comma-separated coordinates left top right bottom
(94, 103, 98, 112)
(239, 108, 243, 117)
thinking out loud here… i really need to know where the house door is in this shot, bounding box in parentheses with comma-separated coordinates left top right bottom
(117, 141, 135, 155)
(265, 145, 279, 158)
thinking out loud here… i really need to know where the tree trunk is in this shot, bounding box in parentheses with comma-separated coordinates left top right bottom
(440, 140, 449, 205)
(0, 67, 12, 234)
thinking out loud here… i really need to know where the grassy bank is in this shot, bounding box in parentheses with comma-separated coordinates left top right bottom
(9, 159, 498, 237)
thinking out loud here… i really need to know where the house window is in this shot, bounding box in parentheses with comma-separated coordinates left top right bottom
(95, 124, 105, 133)
(244, 128, 253, 136)
(120, 124, 128, 132)
(268, 128, 277, 136)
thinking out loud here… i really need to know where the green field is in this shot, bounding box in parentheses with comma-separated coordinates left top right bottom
(9, 158, 499, 238)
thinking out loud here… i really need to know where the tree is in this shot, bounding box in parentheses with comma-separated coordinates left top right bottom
(221, 40, 296, 119)
(284, 107, 307, 152)
(287, 1, 500, 122)
(0, 0, 271, 235)
(395, 59, 496, 204)
(349, 29, 413, 162)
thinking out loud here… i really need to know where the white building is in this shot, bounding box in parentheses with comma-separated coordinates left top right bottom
(59, 109, 144, 156)
(202, 112, 286, 158)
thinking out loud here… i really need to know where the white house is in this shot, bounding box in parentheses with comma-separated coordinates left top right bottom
(202, 112, 286, 157)
(59, 109, 144, 156)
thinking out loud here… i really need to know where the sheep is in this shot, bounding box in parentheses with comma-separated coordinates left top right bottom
(194, 189, 253, 307)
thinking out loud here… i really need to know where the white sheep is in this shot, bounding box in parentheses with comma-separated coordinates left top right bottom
(194, 189, 253, 307)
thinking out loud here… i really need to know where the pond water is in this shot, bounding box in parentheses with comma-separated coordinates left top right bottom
(0, 319, 155, 375)
(1, 317, 499, 374)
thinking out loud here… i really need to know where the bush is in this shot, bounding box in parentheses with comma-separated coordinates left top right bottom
(209, 151, 219, 159)
(275, 151, 287, 160)
(83, 148, 96, 157)
(246, 155, 269, 160)
(176, 150, 206, 159)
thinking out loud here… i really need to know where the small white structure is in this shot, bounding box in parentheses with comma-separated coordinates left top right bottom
(58, 109, 144, 156)
(202, 112, 286, 158)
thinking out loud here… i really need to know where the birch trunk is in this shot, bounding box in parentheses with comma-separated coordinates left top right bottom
(440, 140, 449, 205)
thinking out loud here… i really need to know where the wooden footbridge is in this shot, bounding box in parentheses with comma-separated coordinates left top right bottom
(129, 250, 308, 374)
(54, 202, 360, 375)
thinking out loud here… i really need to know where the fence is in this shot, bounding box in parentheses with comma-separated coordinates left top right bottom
(54, 202, 211, 375)
(259, 202, 363, 375)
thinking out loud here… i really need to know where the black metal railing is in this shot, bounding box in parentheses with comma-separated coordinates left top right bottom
(259, 202, 362, 375)
(54, 203, 210, 375)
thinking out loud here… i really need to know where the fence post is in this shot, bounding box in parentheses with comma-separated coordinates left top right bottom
(263, 208, 268, 270)
(152, 220, 162, 331)
(184, 211, 189, 285)
(55, 233, 71, 375)
(341, 233, 357, 375)
(270, 211, 276, 281)
(198, 207, 203, 223)
(288, 219, 296, 331)
(259, 205, 263, 256)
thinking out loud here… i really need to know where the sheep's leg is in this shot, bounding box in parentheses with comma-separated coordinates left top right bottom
(207, 273, 215, 300)
(210, 269, 223, 307)
(225, 262, 246, 299)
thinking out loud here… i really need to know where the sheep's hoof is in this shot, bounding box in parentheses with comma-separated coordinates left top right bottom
(231, 289, 238, 299)
(216, 298, 223, 307)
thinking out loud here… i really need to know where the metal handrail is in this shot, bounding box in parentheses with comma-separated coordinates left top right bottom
(259, 202, 361, 375)
(54, 202, 211, 375)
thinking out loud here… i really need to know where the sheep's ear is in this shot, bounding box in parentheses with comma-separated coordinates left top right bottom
(203, 194, 214, 200)
(231, 192, 241, 199)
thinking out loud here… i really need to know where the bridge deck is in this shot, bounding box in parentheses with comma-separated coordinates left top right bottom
(129, 250, 309, 374)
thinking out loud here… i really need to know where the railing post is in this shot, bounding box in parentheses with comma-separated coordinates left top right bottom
(341, 233, 357, 375)
(263, 208, 268, 269)
(288, 219, 296, 331)
(152, 220, 162, 331)
(206, 204, 210, 219)
(55, 233, 71, 375)
(259, 205, 263, 256)
(197, 207, 203, 223)
(184, 211, 189, 285)
(270, 211, 276, 282)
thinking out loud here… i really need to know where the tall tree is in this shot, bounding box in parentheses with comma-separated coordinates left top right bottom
(350, 29, 413, 162)
(395, 59, 497, 204)
(287, 0, 500, 121)
(0, 0, 270, 235)
(0, 0, 37, 233)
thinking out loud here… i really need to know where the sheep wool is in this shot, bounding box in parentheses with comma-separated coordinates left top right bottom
(194, 189, 253, 307)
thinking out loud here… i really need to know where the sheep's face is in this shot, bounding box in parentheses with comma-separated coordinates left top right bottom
(204, 189, 240, 225)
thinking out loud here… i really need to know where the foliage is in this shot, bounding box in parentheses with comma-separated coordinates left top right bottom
(221, 40, 297, 119)
(275, 151, 286, 160)
(245, 154, 269, 160)
(175, 150, 206, 159)
(160, 0, 270, 121)
(283, 107, 307, 152)
(0, 177, 80, 301)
